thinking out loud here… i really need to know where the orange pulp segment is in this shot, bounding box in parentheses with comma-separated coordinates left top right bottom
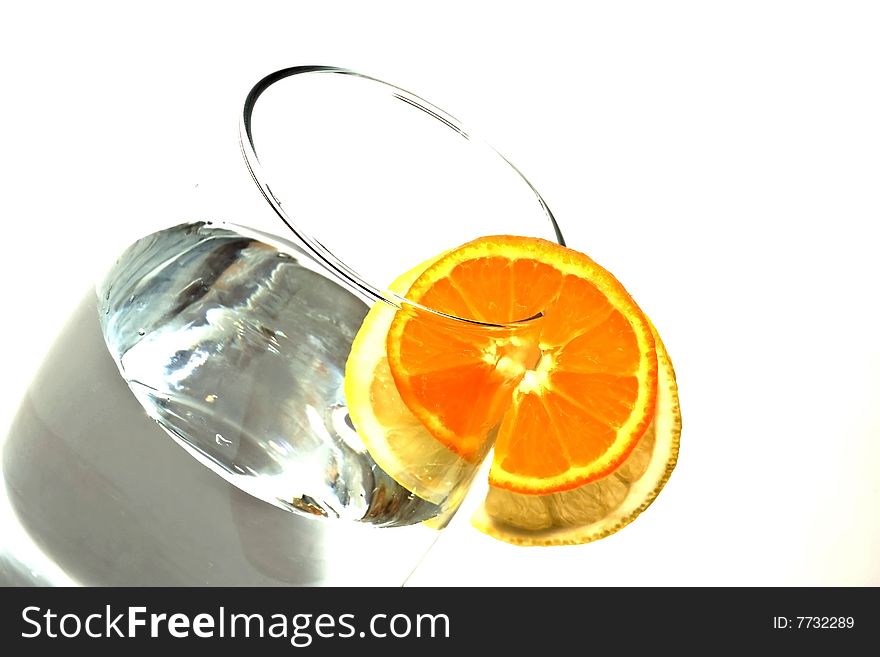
(386, 235, 658, 495)
(471, 326, 680, 545)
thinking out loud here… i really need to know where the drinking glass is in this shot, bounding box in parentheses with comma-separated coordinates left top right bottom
(0, 66, 564, 585)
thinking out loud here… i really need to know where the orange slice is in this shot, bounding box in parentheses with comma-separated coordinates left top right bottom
(386, 235, 658, 495)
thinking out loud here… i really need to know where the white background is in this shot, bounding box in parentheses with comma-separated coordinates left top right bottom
(1, 1, 878, 586)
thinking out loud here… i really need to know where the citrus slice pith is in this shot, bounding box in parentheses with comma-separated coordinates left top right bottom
(385, 235, 658, 495)
(471, 328, 680, 546)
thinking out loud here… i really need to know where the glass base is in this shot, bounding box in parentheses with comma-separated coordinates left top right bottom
(0, 289, 437, 586)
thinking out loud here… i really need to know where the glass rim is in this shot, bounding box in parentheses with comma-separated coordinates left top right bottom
(239, 65, 565, 329)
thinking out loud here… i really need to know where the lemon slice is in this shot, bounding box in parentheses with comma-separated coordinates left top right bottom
(344, 256, 476, 507)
